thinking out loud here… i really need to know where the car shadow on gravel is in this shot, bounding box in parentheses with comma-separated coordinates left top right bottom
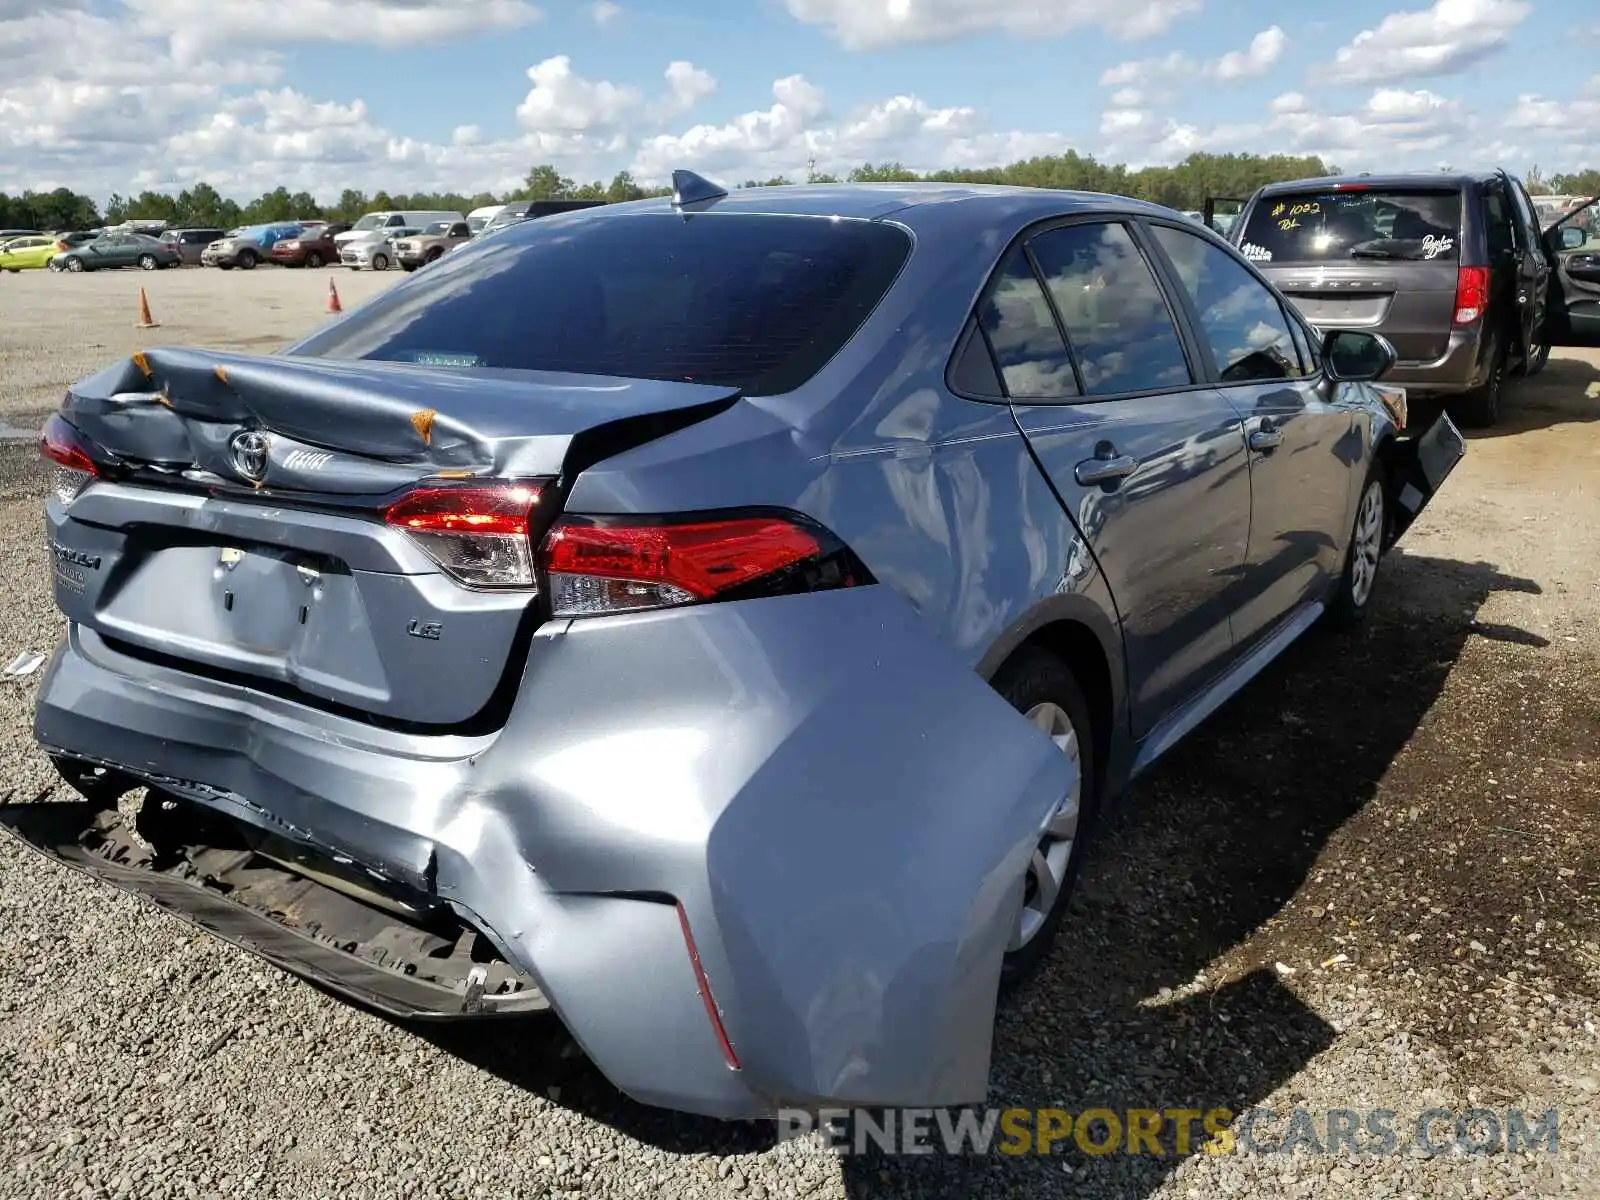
(1485, 355, 1600, 439)
(419, 556, 1543, 1199)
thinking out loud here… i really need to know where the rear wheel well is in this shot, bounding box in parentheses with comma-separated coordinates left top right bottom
(997, 621, 1113, 796)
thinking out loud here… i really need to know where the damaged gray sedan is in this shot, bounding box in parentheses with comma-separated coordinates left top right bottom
(10, 174, 1465, 1120)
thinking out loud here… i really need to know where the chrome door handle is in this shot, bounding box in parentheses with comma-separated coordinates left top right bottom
(1074, 454, 1139, 486)
(1248, 424, 1284, 451)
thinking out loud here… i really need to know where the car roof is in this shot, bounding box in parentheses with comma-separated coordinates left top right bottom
(597, 181, 1182, 227)
(1256, 171, 1500, 196)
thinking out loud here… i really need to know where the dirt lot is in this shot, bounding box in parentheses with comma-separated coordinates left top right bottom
(0, 267, 1597, 1200)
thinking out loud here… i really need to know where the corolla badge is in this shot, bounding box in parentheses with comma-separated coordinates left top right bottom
(229, 430, 271, 482)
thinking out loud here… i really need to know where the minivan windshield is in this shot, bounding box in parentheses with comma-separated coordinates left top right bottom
(351, 215, 386, 232)
(1238, 188, 1463, 264)
(292, 211, 913, 396)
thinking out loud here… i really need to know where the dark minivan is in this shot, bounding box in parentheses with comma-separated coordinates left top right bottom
(1218, 172, 1600, 426)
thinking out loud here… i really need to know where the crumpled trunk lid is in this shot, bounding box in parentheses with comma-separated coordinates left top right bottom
(49, 348, 740, 727)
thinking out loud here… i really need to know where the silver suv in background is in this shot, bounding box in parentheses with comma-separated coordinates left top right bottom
(393, 220, 472, 271)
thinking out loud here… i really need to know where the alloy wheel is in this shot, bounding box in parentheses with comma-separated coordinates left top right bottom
(1349, 480, 1384, 608)
(1009, 701, 1082, 951)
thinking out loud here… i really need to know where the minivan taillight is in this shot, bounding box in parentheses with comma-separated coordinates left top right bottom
(1454, 266, 1489, 326)
(538, 511, 872, 618)
(384, 480, 549, 589)
(39, 414, 100, 505)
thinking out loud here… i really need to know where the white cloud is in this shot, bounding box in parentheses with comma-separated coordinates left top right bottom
(1099, 26, 1287, 91)
(1213, 26, 1288, 81)
(1319, 0, 1530, 85)
(515, 55, 642, 134)
(126, 0, 541, 57)
(1099, 87, 1477, 172)
(781, 0, 1201, 50)
(661, 61, 716, 119)
(590, 0, 622, 26)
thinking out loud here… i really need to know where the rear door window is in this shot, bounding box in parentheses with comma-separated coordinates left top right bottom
(1238, 189, 1463, 265)
(974, 247, 1079, 399)
(1027, 222, 1192, 395)
(294, 212, 913, 396)
(1484, 186, 1514, 258)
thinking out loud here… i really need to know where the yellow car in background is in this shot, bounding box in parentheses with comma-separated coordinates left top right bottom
(0, 235, 69, 272)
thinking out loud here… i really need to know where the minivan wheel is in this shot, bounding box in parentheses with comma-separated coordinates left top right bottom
(992, 649, 1098, 991)
(1453, 341, 1507, 428)
(1326, 468, 1388, 629)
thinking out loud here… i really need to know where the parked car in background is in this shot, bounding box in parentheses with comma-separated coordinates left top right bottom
(1, 235, 71, 272)
(477, 199, 604, 236)
(269, 222, 350, 268)
(340, 227, 421, 271)
(201, 224, 305, 270)
(52, 232, 181, 273)
(160, 228, 227, 266)
(0, 229, 41, 243)
(1220, 171, 1600, 427)
(467, 205, 504, 235)
(20, 177, 1465, 1123)
(333, 210, 464, 265)
(393, 220, 471, 270)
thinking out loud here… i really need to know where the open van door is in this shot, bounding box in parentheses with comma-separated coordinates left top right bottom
(1203, 196, 1247, 239)
(1542, 196, 1600, 349)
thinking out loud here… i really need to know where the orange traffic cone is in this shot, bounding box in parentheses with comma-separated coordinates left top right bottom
(326, 278, 343, 314)
(135, 287, 159, 329)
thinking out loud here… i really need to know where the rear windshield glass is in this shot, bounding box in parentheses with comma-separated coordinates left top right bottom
(292, 212, 913, 395)
(1238, 189, 1463, 265)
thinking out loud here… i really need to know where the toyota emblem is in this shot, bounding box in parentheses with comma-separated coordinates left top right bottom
(229, 430, 271, 483)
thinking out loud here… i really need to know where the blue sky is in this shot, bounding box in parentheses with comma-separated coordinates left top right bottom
(1, 0, 1596, 202)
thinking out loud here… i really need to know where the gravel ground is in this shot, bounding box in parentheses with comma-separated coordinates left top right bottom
(1, 267, 1598, 1199)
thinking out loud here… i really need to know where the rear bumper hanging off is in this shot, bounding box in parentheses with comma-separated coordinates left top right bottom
(19, 585, 1076, 1119)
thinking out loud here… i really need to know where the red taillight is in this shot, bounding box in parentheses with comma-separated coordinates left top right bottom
(539, 514, 828, 617)
(383, 481, 546, 588)
(1453, 266, 1489, 326)
(40, 414, 99, 504)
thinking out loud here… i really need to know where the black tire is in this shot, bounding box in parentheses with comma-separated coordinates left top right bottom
(1451, 338, 1508, 428)
(400, 263, 417, 272)
(991, 648, 1098, 991)
(66, 257, 84, 272)
(137, 254, 157, 271)
(237, 251, 257, 270)
(5, 268, 17, 274)
(371, 252, 390, 271)
(1325, 465, 1389, 630)
(305, 252, 323, 269)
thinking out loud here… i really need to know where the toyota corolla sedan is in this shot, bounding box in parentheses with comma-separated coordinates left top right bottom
(11, 176, 1464, 1120)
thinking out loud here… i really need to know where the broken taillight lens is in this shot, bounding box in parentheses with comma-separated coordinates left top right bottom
(39, 414, 100, 505)
(384, 481, 548, 589)
(538, 510, 871, 618)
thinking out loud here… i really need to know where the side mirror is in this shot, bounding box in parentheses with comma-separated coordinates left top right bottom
(1322, 329, 1397, 383)
(1561, 226, 1586, 251)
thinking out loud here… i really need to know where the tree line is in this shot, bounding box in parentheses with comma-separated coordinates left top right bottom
(4, 154, 1599, 233)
